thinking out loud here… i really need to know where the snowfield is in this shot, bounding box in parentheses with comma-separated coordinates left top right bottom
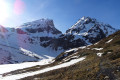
(0, 58, 54, 75)
(0, 57, 85, 80)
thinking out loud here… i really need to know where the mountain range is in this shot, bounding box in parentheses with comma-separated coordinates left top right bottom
(0, 16, 120, 80)
(0, 16, 117, 64)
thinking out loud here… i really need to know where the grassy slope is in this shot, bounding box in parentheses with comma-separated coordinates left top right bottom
(14, 31, 120, 80)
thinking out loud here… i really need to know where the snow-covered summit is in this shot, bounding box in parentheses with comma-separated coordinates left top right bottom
(57, 16, 118, 49)
(17, 19, 62, 35)
(73, 16, 97, 27)
(66, 16, 116, 37)
(20, 18, 55, 29)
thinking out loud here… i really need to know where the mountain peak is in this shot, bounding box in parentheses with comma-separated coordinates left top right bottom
(31, 18, 54, 25)
(81, 16, 93, 20)
(66, 16, 116, 36)
(19, 18, 55, 29)
(16, 19, 62, 34)
(68, 16, 97, 31)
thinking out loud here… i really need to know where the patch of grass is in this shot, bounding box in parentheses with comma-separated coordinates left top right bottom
(114, 40, 120, 45)
(109, 52, 120, 60)
(20, 54, 101, 80)
(103, 50, 113, 55)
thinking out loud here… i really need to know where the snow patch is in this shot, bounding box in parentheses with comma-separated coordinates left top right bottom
(97, 53, 103, 57)
(106, 39, 113, 43)
(92, 48, 103, 51)
(65, 48, 78, 53)
(79, 46, 87, 49)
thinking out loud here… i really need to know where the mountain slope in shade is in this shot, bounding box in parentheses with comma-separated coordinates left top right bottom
(0, 44, 40, 64)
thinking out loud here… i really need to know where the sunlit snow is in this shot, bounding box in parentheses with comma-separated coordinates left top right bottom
(0, 57, 85, 80)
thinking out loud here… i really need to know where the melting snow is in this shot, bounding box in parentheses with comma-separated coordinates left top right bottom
(65, 48, 78, 53)
(106, 39, 113, 43)
(79, 46, 87, 49)
(63, 55, 79, 62)
(97, 53, 103, 57)
(92, 48, 103, 51)
(94, 42, 99, 45)
(0, 58, 53, 75)
(0, 57, 85, 80)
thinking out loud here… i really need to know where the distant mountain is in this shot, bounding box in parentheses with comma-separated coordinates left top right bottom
(66, 16, 116, 43)
(49, 16, 117, 50)
(0, 19, 62, 64)
(19, 19, 62, 35)
(0, 17, 117, 64)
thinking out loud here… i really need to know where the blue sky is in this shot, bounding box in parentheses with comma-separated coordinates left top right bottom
(1, 0, 120, 32)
